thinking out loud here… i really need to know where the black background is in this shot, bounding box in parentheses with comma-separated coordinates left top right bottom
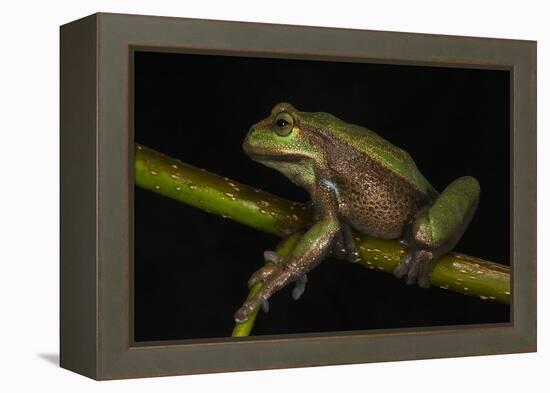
(133, 50, 510, 342)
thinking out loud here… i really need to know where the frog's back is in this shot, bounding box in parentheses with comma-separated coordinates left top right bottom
(302, 111, 437, 198)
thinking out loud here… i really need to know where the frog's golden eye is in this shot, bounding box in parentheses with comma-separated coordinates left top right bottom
(273, 112, 294, 136)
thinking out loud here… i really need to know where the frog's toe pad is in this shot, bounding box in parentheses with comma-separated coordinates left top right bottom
(332, 244, 347, 260)
(234, 299, 258, 323)
(393, 249, 433, 288)
(263, 250, 280, 264)
(393, 252, 412, 279)
(348, 249, 362, 263)
(247, 264, 280, 288)
(291, 275, 308, 300)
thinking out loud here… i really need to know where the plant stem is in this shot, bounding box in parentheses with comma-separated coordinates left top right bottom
(135, 143, 511, 333)
(135, 144, 311, 237)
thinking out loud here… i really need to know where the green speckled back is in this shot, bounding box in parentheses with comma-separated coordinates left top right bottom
(300, 111, 438, 198)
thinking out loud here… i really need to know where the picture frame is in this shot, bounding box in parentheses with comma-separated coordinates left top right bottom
(60, 12, 536, 380)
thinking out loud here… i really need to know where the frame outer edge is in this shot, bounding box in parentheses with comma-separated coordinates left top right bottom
(513, 41, 537, 351)
(60, 13, 99, 379)
(86, 12, 536, 379)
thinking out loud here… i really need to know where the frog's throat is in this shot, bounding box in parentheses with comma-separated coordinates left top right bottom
(254, 156, 317, 189)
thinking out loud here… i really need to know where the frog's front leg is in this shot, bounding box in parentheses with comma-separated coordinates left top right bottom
(234, 184, 340, 323)
(332, 223, 361, 262)
(393, 176, 480, 288)
(234, 217, 340, 322)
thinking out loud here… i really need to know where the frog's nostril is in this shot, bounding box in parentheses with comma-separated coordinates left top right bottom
(243, 129, 254, 153)
(245, 126, 257, 142)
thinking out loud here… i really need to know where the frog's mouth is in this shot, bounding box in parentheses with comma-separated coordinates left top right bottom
(242, 139, 300, 162)
(245, 150, 305, 164)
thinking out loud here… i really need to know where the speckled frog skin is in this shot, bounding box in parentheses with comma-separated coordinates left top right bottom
(234, 102, 480, 323)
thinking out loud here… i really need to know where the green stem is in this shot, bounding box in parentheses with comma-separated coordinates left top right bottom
(135, 144, 311, 236)
(135, 144, 510, 334)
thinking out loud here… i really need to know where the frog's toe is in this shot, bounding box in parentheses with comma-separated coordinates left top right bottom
(393, 251, 413, 279)
(393, 249, 433, 288)
(234, 299, 259, 323)
(247, 263, 280, 288)
(333, 247, 347, 260)
(261, 300, 270, 313)
(405, 260, 420, 285)
(331, 231, 361, 262)
(347, 249, 361, 263)
(399, 238, 411, 247)
(417, 254, 433, 288)
(291, 274, 308, 300)
(331, 242, 361, 262)
(331, 234, 347, 259)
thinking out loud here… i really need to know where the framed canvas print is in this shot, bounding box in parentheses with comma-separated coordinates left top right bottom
(60, 12, 536, 380)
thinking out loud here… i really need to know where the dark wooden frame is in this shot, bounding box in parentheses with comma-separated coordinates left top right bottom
(60, 12, 537, 380)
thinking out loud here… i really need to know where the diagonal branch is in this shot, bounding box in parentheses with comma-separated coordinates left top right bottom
(135, 144, 510, 334)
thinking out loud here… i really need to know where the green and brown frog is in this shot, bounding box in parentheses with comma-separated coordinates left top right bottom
(234, 102, 480, 323)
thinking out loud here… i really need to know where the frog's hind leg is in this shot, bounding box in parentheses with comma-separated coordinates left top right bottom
(393, 176, 480, 288)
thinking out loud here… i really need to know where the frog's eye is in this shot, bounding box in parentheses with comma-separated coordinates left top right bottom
(273, 112, 294, 136)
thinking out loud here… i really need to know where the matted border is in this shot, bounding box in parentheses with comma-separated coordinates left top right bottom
(60, 12, 536, 380)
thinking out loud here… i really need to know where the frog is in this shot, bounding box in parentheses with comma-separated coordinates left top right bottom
(234, 102, 480, 323)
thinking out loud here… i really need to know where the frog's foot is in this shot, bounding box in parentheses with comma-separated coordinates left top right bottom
(245, 251, 307, 314)
(234, 268, 295, 322)
(243, 251, 280, 314)
(247, 250, 281, 288)
(393, 248, 433, 288)
(247, 263, 280, 289)
(248, 268, 308, 311)
(332, 243, 361, 262)
(344, 244, 361, 263)
(245, 265, 275, 314)
(331, 226, 361, 262)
